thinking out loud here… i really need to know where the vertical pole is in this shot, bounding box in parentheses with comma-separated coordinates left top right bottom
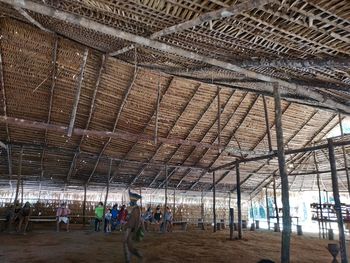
(173, 188, 176, 218)
(164, 165, 168, 233)
(236, 163, 242, 239)
(313, 151, 325, 239)
(140, 187, 142, 211)
(274, 83, 291, 263)
(273, 177, 280, 231)
(213, 171, 217, 232)
(103, 159, 112, 223)
(338, 113, 350, 197)
(265, 187, 271, 230)
(262, 95, 273, 152)
(217, 86, 221, 153)
(13, 147, 23, 211)
(21, 179, 24, 206)
(83, 183, 87, 226)
(328, 138, 348, 263)
(201, 190, 205, 220)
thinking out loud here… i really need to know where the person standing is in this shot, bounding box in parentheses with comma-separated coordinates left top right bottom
(16, 202, 32, 234)
(105, 208, 112, 233)
(111, 204, 119, 231)
(123, 191, 144, 263)
(164, 206, 173, 232)
(94, 202, 104, 232)
(56, 202, 71, 232)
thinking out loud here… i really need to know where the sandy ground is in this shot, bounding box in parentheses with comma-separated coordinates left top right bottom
(0, 226, 346, 263)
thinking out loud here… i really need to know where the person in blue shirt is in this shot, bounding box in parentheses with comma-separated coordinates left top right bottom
(111, 204, 119, 231)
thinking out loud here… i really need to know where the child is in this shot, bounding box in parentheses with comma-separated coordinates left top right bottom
(105, 209, 112, 233)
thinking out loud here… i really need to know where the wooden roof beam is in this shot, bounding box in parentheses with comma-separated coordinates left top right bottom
(7, 0, 350, 113)
(130, 83, 202, 186)
(192, 95, 259, 190)
(176, 93, 248, 189)
(249, 113, 339, 195)
(149, 88, 222, 188)
(13, 6, 53, 33)
(108, 77, 174, 184)
(240, 57, 350, 69)
(67, 54, 106, 183)
(86, 65, 137, 184)
(232, 109, 319, 192)
(41, 35, 58, 180)
(67, 48, 89, 137)
(109, 0, 274, 56)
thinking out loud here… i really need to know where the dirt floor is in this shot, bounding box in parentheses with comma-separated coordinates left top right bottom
(0, 226, 345, 263)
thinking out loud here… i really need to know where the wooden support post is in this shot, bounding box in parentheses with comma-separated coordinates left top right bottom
(82, 183, 87, 226)
(217, 86, 221, 153)
(140, 188, 142, 211)
(265, 187, 270, 230)
(236, 163, 242, 239)
(21, 179, 24, 206)
(164, 165, 168, 233)
(274, 83, 291, 263)
(213, 171, 217, 232)
(67, 48, 89, 137)
(173, 188, 176, 218)
(13, 147, 23, 212)
(313, 151, 325, 239)
(201, 190, 204, 220)
(338, 113, 350, 197)
(103, 159, 112, 228)
(262, 95, 273, 152)
(328, 138, 348, 263)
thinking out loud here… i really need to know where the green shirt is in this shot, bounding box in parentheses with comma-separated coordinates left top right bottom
(95, 206, 104, 219)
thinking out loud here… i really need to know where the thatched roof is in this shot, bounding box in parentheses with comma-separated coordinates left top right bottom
(0, 0, 349, 195)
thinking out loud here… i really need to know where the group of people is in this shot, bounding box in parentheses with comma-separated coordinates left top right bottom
(4, 201, 32, 234)
(143, 205, 174, 232)
(94, 202, 129, 233)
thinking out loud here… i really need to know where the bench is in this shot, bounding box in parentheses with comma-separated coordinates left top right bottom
(172, 221, 187, 231)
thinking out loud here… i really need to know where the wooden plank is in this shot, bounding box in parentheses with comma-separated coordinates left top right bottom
(327, 138, 348, 263)
(67, 48, 89, 137)
(5, 0, 350, 114)
(274, 83, 291, 263)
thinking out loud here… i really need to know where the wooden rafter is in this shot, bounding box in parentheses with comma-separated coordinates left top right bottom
(230, 109, 320, 191)
(249, 113, 339, 196)
(175, 90, 244, 189)
(175, 90, 242, 188)
(67, 48, 89, 137)
(109, 77, 174, 184)
(4, 0, 350, 114)
(14, 6, 52, 33)
(86, 65, 138, 184)
(189, 94, 259, 190)
(40, 35, 58, 183)
(129, 83, 201, 186)
(67, 54, 106, 183)
(148, 88, 221, 188)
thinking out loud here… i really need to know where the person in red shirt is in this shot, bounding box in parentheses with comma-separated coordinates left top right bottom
(56, 203, 71, 232)
(118, 205, 128, 225)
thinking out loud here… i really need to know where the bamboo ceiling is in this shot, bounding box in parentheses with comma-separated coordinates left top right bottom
(0, 0, 349, 195)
